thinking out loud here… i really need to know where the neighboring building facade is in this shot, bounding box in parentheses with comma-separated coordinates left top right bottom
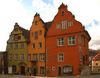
(0, 51, 8, 74)
(6, 23, 29, 75)
(28, 13, 46, 76)
(92, 52, 100, 73)
(46, 3, 91, 76)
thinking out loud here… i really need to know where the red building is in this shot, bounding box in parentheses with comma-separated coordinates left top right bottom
(46, 3, 91, 76)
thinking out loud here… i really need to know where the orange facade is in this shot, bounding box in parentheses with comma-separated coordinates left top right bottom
(46, 3, 91, 76)
(28, 13, 46, 76)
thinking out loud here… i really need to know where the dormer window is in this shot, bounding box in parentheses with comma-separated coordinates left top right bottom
(62, 11, 64, 16)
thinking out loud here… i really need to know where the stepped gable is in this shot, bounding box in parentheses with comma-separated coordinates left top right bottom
(14, 23, 30, 42)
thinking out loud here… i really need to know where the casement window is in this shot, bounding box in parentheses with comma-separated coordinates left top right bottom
(8, 54, 12, 60)
(14, 34, 21, 41)
(56, 20, 73, 29)
(14, 54, 18, 60)
(35, 20, 38, 25)
(15, 43, 18, 49)
(14, 28, 18, 32)
(63, 65, 73, 74)
(56, 23, 61, 29)
(40, 66, 45, 74)
(28, 54, 31, 61)
(33, 54, 38, 61)
(68, 36, 76, 45)
(34, 32, 38, 40)
(62, 20, 67, 29)
(9, 44, 13, 49)
(31, 32, 34, 36)
(67, 21, 73, 27)
(38, 42, 42, 48)
(58, 53, 64, 62)
(20, 43, 24, 48)
(32, 43, 35, 49)
(20, 54, 24, 61)
(57, 37, 64, 46)
(39, 53, 45, 61)
(62, 11, 65, 16)
(39, 30, 42, 35)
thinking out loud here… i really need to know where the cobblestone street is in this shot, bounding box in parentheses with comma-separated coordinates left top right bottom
(0, 75, 100, 78)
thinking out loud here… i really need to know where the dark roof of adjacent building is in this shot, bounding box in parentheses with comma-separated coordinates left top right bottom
(45, 21, 52, 30)
(93, 52, 100, 61)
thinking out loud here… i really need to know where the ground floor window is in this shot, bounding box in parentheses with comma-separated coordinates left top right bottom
(40, 66, 45, 74)
(63, 65, 73, 74)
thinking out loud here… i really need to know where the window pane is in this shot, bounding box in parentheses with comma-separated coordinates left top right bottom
(68, 36, 76, 45)
(57, 38, 64, 46)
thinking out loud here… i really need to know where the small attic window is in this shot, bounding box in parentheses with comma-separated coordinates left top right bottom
(35, 21, 37, 25)
(15, 28, 18, 32)
(62, 11, 64, 16)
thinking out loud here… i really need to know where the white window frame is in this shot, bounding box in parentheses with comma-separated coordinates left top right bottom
(58, 53, 64, 62)
(57, 37, 64, 46)
(68, 36, 76, 45)
(40, 53, 45, 61)
(62, 20, 67, 29)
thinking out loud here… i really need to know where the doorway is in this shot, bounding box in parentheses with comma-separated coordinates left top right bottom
(58, 67, 61, 76)
(20, 66, 25, 75)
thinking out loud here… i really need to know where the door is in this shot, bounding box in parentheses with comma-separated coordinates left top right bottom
(20, 66, 25, 75)
(12, 65, 16, 74)
(58, 67, 61, 76)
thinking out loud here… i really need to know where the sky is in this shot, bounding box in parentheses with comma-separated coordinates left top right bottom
(0, 0, 100, 51)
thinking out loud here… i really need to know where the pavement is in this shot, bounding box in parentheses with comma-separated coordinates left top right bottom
(0, 74, 100, 78)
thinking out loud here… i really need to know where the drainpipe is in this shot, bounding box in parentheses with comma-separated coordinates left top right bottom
(45, 33, 46, 76)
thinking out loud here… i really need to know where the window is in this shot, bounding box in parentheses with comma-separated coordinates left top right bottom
(96, 63, 98, 66)
(62, 20, 67, 29)
(8, 54, 12, 60)
(9, 44, 13, 49)
(32, 43, 35, 49)
(34, 32, 38, 40)
(57, 38, 64, 46)
(39, 30, 42, 35)
(14, 34, 21, 41)
(35, 21, 38, 25)
(56, 23, 61, 29)
(39, 53, 45, 61)
(62, 11, 64, 16)
(67, 21, 73, 27)
(56, 20, 73, 30)
(28, 54, 31, 61)
(58, 53, 64, 62)
(32, 32, 34, 36)
(14, 28, 18, 32)
(20, 43, 24, 48)
(20, 54, 24, 61)
(14, 54, 18, 60)
(38, 42, 42, 48)
(15, 43, 18, 49)
(40, 66, 45, 74)
(68, 36, 76, 45)
(63, 65, 73, 74)
(33, 54, 38, 61)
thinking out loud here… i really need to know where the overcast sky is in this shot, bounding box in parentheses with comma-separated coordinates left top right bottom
(0, 0, 100, 51)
